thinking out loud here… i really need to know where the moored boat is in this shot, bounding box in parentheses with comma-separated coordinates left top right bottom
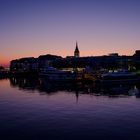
(39, 67, 78, 82)
(100, 70, 139, 85)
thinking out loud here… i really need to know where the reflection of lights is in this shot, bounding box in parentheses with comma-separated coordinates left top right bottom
(128, 86, 139, 95)
(71, 70, 74, 73)
(23, 79, 26, 84)
(134, 85, 137, 89)
(88, 88, 90, 93)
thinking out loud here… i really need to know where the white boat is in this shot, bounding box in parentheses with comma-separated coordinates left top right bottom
(39, 67, 77, 82)
(100, 70, 138, 84)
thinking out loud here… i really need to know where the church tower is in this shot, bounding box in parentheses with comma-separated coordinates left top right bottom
(74, 42, 80, 57)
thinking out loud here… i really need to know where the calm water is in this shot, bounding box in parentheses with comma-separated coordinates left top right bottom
(0, 78, 140, 140)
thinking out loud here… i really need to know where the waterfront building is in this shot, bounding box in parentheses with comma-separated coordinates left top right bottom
(10, 57, 39, 72)
(133, 50, 140, 69)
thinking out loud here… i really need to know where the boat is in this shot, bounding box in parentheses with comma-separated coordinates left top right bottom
(100, 70, 139, 85)
(39, 67, 77, 82)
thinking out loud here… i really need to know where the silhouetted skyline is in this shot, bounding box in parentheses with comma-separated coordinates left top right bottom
(1, 0, 140, 66)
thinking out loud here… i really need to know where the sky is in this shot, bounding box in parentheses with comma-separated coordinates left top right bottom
(0, 0, 140, 66)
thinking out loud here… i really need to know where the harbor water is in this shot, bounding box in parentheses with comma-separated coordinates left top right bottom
(0, 78, 140, 140)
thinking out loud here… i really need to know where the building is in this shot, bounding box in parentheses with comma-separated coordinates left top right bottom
(10, 57, 39, 72)
(109, 53, 119, 57)
(74, 42, 80, 57)
(133, 50, 140, 69)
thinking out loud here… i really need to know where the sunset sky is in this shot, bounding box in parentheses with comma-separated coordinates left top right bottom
(0, 0, 140, 66)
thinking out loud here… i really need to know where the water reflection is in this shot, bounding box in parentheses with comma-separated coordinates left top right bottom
(9, 77, 140, 98)
(1, 78, 140, 140)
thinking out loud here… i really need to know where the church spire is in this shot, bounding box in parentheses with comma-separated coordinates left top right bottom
(74, 41, 80, 57)
(76, 41, 78, 48)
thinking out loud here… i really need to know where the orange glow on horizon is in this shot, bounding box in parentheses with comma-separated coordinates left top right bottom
(0, 49, 135, 68)
(0, 37, 138, 67)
